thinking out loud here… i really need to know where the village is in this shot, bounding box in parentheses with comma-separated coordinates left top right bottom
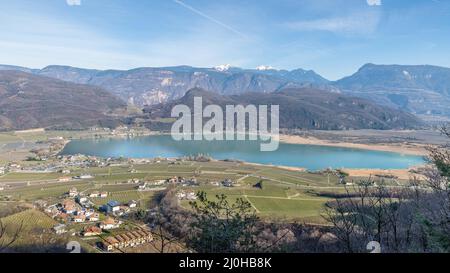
(40, 172, 241, 252)
(0, 130, 360, 253)
(43, 184, 146, 251)
(7, 150, 241, 253)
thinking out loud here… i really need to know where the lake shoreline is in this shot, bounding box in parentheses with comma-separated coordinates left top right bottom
(146, 131, 431, 156)
(340, 168, 426, 180)
(279, 134, 429, 156)
(61, 132, 425, 171)
(61, 129, 431, 156)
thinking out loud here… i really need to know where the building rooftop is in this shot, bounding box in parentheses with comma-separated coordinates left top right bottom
(107, 200, 120, 207)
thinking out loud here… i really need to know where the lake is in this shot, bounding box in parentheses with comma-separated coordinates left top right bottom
(60, 135, 425, 170)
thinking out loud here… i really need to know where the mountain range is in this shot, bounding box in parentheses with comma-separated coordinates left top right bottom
(0, 64, 333, 107)
(336, 64, 450, 118)
(1, 63, 449, 120)
(0, 62, 449, 130)
(145, 88, 421, 130)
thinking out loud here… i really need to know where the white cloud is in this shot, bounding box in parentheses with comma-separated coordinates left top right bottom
(66, 0, 81, 6)
(367, 0, 382, 6)
(286, 12, 381, 35)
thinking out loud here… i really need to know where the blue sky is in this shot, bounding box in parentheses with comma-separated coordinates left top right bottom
(0, 0, 449, 79)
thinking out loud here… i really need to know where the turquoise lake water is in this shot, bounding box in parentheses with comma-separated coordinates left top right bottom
(60, 135, 425, 170)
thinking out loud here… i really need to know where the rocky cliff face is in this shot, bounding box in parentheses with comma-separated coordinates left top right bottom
(335, 64, 450, 117)
(2, 65, 330, 107)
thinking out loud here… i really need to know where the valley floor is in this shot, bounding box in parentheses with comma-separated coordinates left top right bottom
(0, 128, 440, 252)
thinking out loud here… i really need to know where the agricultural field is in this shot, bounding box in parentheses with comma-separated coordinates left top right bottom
(0, 172, 63, 183)
(0, 129, 122, 144)
(1, 182, 91, 201)
(181, 178, 334, 222)
(247, 197, 327, 219)
(0, 209, 57, 231)
(90, 190, 153, 206)
(254, 169, 339, 187)
(0, 209, 77, 251)
(0, 155, 354, 222)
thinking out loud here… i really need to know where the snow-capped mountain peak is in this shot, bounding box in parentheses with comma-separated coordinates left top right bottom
(214, 64, 232, 72)
(256, 65, 275, 71)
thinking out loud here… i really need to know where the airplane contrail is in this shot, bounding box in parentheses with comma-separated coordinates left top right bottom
(173, 0, 248, 39)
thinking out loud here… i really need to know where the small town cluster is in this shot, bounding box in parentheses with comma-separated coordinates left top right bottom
(44, 186, 147, 252)
(30, 166, 237, 252)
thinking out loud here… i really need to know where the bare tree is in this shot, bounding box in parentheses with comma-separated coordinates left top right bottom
(420, 125, 450, 252)
(323, 179, 429, 253)
(323, 198, 358, 252)
(147, 206, 186, 253)
(324, 125, 450, 253)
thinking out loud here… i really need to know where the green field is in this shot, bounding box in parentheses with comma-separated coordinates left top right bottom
(0, 172, 63, 182)
(91, 190, 144, 206)
(2, 182, 91, 200)
(0, 138, 352, 222)
(247, 197, 327, 218)
(181, 179, 332, 222)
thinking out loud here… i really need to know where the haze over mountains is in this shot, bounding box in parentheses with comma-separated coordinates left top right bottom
(1, 63, 449, 120)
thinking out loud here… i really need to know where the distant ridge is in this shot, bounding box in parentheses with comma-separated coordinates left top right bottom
(144, 87, 422, 130)
(335, 63, 450, 117)
(0, 64, 331, 107)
